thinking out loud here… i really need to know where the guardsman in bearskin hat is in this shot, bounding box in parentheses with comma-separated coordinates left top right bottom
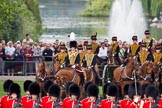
(40, 80, 53, 108)
(82, 44, 100, 84)
(28, 82, 40, 108)
(0, 79, 13, 108)
(66, 32, 80, 68)
(64, 83, 80, 108)
(80, 82, 95, 108)
(118, 84, 131, 108)
(7, 83, 21, 108)
(100, 84, 119, 108)
(158, 83, 162, 108)
(81, 84, 99, 108)
(110, 36, 121, 65)
(152, 44, 162, 63)
(143, 85, 158, 108)
(44, 84, 62, 108)
(137, 42, 152, 64)
(62, 82, 75, 108)
(21, 80, 32, 108)
(91, 33, 99, 54)
(57, 44, 68, 68)
(142, 30, 151, 48)
(129, 36, 140, 57)
(127, 82, 144, 108)
(141, 83, 149, 102)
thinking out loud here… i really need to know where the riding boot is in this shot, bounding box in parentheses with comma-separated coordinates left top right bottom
(151, 73, 155, 82)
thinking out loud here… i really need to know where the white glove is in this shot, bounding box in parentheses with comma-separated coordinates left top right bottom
(72, 65, 76, 69)
(134, 97, 138, 103)
(60, 65, 63, 68)
(133, 56, 136, 60)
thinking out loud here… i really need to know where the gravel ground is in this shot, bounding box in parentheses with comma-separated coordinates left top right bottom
(0, 76, 35, 81)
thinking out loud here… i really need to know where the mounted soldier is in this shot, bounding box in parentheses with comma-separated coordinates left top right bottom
(91, 33, 99, 55)
(129, 36, 140, 57)
(142, 30, 151, 49)
(152, 44, 162, 63)
(110, 36, 121, 65)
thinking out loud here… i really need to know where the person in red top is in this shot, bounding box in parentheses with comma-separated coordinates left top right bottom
(81, 84, 99, 108)
(6, 83, 21, 108)
(21, 80, 32, 108)
(158, 83, 162, 108)
(62, 81, 75, 108)
(143, 85, 158, 108)
(40, 80, 53, 108)
(44, 84, 62, 108)
(0, 79, 13, 108)
(127, 82, 144, 108)
(27, 82, 40, 108)
(63, 83, 80, 108)
(118, 84, 131, 108)
(100, 83, 119, 108)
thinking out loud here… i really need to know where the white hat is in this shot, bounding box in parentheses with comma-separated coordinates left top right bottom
(70, 32, 75, 41)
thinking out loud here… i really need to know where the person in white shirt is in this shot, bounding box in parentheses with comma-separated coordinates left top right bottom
(97, 42, 108, 64)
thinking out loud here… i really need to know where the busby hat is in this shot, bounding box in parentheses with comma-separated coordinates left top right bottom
(77, 44, 83, 50)
(87, 84, 99, 97)
(132, 36, 138, 41)
(84, 81, 93, 93)
(107, 84, 119, 97)
(29, 82, 40, 95)
(83, 40, 88, 46)
(60, 44, 66, 50)
(91, 33, 97, 40)
(87, 44, 92, 50)
(103, 83, 111, 95)
(140, 42, 147, 47)
(70, 41, 77, 48)
(9, 83, 21, 98)
(158, 83, 162, 94)
(23, 80, 32, 92)
(155, 44, 161, 50)
(146, 85, 158, 99)
(65, 82, 75, 93)
(144, 30, 150, 35)
(43, 80, 53, 94)
(141, 83, 149, 97)
(48, 84, 60, 98)
(68, 83, 80, 97)
(124, 84, 129, 95)
(112, 36, 117, 41)
(128, 82, 142, 99)
(3, 79, 13, 92)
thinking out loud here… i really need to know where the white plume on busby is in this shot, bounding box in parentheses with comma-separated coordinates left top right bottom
(70, 32, 76, 41)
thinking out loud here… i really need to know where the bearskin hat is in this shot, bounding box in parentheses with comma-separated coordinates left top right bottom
(87, 84, 99, 97)
(124, 84, 129, 95)
(70, 41, 77, 48)
(132, 36, 138, 41)
(87, 44, 92, 50)
(107, 84, 119, 97)
(9, 83, 21, 98)
(91, 33, 97, 40)
(23, 80, 32, 92)
(29, 82, 40, 95)
(3, 79, 13, 92)
(84, 81, 93, 93)
(48, 84, 60, 98)
(146, 85, 158, 99)
(159, 83, 162, 94)
(77, 44, 83, 50)
(128, 82, 142, 99)
(60, 44, 66, 50)
(103, 83, 111, 95)
(68, 83, 80, 97)
(65, 82, 75, 93)
(141, 83, 149, 97)
(144, 30, 150, 35)
(112, 36, 117, 41)
(43, 80, 53, 94)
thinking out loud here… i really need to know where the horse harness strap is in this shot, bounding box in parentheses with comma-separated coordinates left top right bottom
(72, 70, 77, 82)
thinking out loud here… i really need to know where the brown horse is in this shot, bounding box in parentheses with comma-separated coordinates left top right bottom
(53, 57, 61, 73)
(113, 56, 140, 95)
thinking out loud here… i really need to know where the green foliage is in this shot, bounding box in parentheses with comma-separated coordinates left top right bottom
(0, 0, 42, 42)
(81, 0, 112, 17)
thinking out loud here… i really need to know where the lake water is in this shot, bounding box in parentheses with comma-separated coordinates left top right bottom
(39, 0, 161, 43)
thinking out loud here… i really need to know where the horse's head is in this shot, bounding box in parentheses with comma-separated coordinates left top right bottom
(53, 75, 66, 89)
(38, 61, 45, 71)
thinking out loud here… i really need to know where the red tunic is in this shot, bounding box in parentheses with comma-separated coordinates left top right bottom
(0, 95, 10, 108)
(99, 99, 109, 108)
(80, 97, 89, 108)
(62, 97, 70, 108)
(40, 96, 49, 108)
(43, 100, 62, 108)
(27, 99, 40, 108)
(126, 100, 144, 108)
(6, 99, 19, 108)
(103, 101, 117, 108)
(81, 100, 98, 108)
(66, 99, 79, 108)
(118, 99, 131, 108)
(158, 99, 162, 108)
(143, 100, 156, 108)
(21, 95, 31, 108)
